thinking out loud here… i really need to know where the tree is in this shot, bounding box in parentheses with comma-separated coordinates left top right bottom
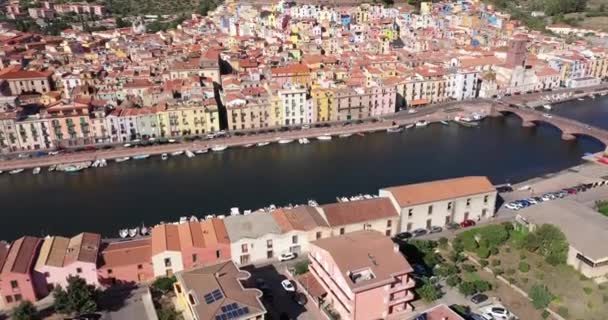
(436, 264, 459, 277)
(12, 301, 39, 320)
(446, 275, 462, 287)
(416, 280, 442, 302)
(473, 280, 492, 293)
(152, 276, 177, 295)
(116, 17, 131, 28)
(529, 284, 553, 309)
(525, 224, 568, 265)
(458, 281, 477, 296)
(294, 260, 309, 275)
(53, 276, 99, 315)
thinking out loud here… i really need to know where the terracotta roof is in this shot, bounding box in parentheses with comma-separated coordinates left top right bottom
(320, 198, 398, 227)
(271, 63, 310, 75)
(100, 239, 152, 268)
(295, 272, 326, 299)
(1, 236, 41, 275)
(421, 304, 465, 320)
(176, 261, 266, 320)
(272, 206, 329, 232)
(311, 230, 412, 291)
(152, 224, 181, 255)
(36, 236, 70, 268)
(64, 232, 100, 265)
(381, 176, 495, 207)
(0, 69, 52, 80)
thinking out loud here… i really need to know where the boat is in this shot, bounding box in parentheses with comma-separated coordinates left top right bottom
(185, 150, 195, 158)
(278, 139, 294, 144)
(230, 207, 240, 216)
(48, 165, 57, 172)
(99, 159, 107, 167)
(415, 120, 428, 127)
(386, 126, 403, 133)
(132, 154, 150, 160)
(257, 142, 270, 147)
(440, 120, 449, 126)
(161, 153, 168, 160)
(194, 149, 209, 154)
(405, 124, 415, 129)
(243, 210, 252, 215)
(0, 170, 2, 174)
(308, 200, 318, 207)
(455, 120, 479, 127)
(212, 145, 228, 152)
(543, 104, 552, 110)
(171, 151, 184, 156)
(9, 168, 23, 175)
(578, 97, 585, 101)
(115, 157, 130, 163)
(357, 132, 366, 137)
(128, 228, 139, 237)
(119, 229, 129, 238)
(123, 143, 132, 148)
(168, 139, 177, 143)
(543, 113, 553, 119)
(92, 160, 100, 168)
(298, 138, 310, 144)
(243, 143, 255, 148)
(316, 135, 332, 141)
(205, 215, 214, 220)
(62, 165, 84, 173)
(338, 133, 352, 138)
(32, 167, 41, 175)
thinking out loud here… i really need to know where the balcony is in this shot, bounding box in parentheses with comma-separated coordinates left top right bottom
(389, 290, 414, 305)
(390, 277, 416, 293)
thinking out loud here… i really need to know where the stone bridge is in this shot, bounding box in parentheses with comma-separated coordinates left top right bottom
(493, 104, 608, 146)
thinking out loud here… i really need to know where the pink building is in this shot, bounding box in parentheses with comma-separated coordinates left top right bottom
(0, 237, 48, 308)
(414, 304, 465, 320)
(309, 230, 415, 320)
(98, 239, 154, 286)
(34, 233, 101, 290)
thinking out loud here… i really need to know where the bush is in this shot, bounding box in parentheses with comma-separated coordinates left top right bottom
(12, 301, 39, 320)
(416, 280, 443, 302)
(446, 275, 462, 287)
(524, 224, 569, 265)
(522, 277, 529, 284)
(157, 306, 182, 320)
(505, 247, 511, 253)
(518, 261, 530, 273)
(476, 246, 491, 259)
(583, 287, 593, 295)
(557, 306, 569, 317)
(473, 280, 492, 292)
(491, 259, 501, 267)
(294, 260, 309, 275)
(450, 304, 470, 317)
(53, 276, 99, 315)
(520, 252, 527, 260)
(480, 259, 489, 268)
(490, 247, 499, 255)
(462, 264, 476, 273)
(458, 281, 478, 296)
(493, 268, 504, 276)
(541, 310, 550, 319)
(436, 264, 459, 278)
(530, 284, 553, 309)
(506, 268, 516, 276)
(151, 276, 177, 295)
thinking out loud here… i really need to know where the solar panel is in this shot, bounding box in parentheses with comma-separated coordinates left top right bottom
(236, 308, 244, 316)
(221, 306, 228, 312)
(204, 294, 214, 304)
(229, 303, 238, 310)
(212, 289, 224, 300)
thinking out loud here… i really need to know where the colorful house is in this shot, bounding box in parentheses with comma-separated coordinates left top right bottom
(34, 233, 101, 290)
(97, 239, 154, 286)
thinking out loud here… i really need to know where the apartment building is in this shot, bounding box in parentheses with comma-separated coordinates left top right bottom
(0, 68, 54, 95)
(379, 176, 497, 232)
(317, 198, 400, 238)
(97, 239, 154, 286)
(309, 231, 415, 320)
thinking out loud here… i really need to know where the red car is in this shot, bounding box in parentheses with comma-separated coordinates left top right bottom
(460, 219, 476, 228)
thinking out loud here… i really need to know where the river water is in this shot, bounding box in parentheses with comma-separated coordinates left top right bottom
(0, 97, 607, 240)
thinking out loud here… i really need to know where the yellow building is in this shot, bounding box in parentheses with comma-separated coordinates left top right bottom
(174, 261, 266, 320)
(158, 100, 219, 138)
(311, 85, 334, 123)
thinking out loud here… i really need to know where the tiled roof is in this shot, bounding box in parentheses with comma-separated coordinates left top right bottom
(320, 198, 398, 227)
(99, 239, 152, 268)
(1, 236, 40, 275)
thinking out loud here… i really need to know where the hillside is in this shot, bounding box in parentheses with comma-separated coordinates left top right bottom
(103, 0, 219, 16)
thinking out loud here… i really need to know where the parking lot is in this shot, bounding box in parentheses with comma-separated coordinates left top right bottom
(242, 258, 325, 320)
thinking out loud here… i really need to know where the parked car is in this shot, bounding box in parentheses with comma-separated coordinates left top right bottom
(470, 293, 489, 304)
(460, 220, 476, 228)
(481, 305, 513, 320)
(412, 228, 428, 237)
(447, 223, 460, 230)
(281, 279, 295, 292)
(279, 252, 297, 262)
(292, 292, 308, 306)
(469, 313, 493, 320)
(505, 202, 521, 210)
(395, 232, 412, 241)
(429, 226, 443, 234)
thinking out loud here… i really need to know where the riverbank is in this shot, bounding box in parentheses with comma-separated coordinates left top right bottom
(0, 102, 492, 172)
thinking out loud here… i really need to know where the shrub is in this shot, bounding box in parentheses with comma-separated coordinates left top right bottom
(53, 276, 99, 315)
(416, 280, 443, 302)
(476, 246, 490, 259)
(446, 275, 462, 287)
(12, 301, 39, 320)
(541, 310, 550, 319)
(490, 247, 499, 255)
(583, 287, 593, 295)
(557, 306, 569, 317)
(480, 259, 489, 268)
(491, 259, 501, 267)
(505, 247, 511, 253)
(450, 304, 470, 317)
(294, 260, 309, 275)
(493, 268, 504, 276)
(436, 264, 459, 278)
(530, 284, 553, 309)
(519, 262, 530, 273)
(473, 280, 492, 292)
(151, 276, 177, 295)
(522, 277, 529, 284)
(458, 281, 477, 296)
(461, 264, 476, 273)
(524, 224, 569, 266)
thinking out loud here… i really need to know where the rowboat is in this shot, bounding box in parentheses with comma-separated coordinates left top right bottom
(32, 167, 41, 175)
(9, 169, 24, 175)
(115, 157, 130, 163)
(316, 135, 332, 141)
(212, 145, 228, 152)
(278, 139, 294, 144)
(132, 154, 150, 160)
(257, 142, 270, 147)
(171, 151, 184, 156)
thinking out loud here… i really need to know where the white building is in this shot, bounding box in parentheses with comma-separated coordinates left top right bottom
(566, 76, 601, 89)
(379, 176, 497, 232)
(279, 85, 309, 126)
(317, 198, 400, 238)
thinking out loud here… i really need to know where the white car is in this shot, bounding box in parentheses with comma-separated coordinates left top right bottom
(480, 305, 513, 320)
(408, 109, 417, 114)
(525, 198, 537, 205)
(279, 252, 297, 262)
(505, 202, 521, 210)
(281, 279, 295, 292)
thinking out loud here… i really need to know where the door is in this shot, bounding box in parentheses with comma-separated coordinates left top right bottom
(166, 269, 173, 277)
(426, 219, 431, 229)
(445, 216, 451, 225)
(407, 222, 413, 231)
(464, 212, 469, 221)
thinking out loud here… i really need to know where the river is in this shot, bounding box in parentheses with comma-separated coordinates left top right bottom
(0, 97, 607, 240)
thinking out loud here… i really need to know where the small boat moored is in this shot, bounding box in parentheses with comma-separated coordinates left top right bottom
(543, 113, 553, 119)
(211, 145, 228, 152)
(338, 133, 352, 138)
(415, 120, 428, 127)
(440, 120, 449, 126)
(119, 229, 129, 238)
(161, 153, 168, 160)
(171, 150, 184, 156)
(32, 167, 41, 175)
(185, 150, 195, 158)
(194, 149, 209, 154)
(9, 168, 24, 175)
(543, 104, 552, 110)
(405, 124, 415, 129)
(115, 157, 130, 163)
(132, 154, 150, 160)
(278, 138, 294, 144)
(386, 126, 403, 133)
(316, 135, 332, 141)
(257, 142, 270, 147)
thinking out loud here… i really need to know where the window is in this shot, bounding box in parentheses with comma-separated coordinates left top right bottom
(466, 198, 471, 206)
(107, 269, 113, 274)
(267, 251, 273, 259)
(5, 296, 13, 303)
(175, 284, 182, 294)
(387, 220, 392, 228)
(316, 232, 322, 239)
(192, 254, 198, 263)
(408, 209, 413, 217)
(385, 230, 391, 237)
(240, 255, 250, 265)
(137, 264, 143, 270)
(339, 228, 345, 235)
(267, 239, 273, 249)
(164, 258, 172, 267)
(10, 280, 18, 289)
(428, 205, 433, 215)
(14, 294, 22, 302)
(484, 195, 489, 204)
(216, 250, 221, 259)
(241, 244, 248, 253)
(76, 267, 82, 274)
(447, 202, 452, 210)
(292, 235, 298, 244)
